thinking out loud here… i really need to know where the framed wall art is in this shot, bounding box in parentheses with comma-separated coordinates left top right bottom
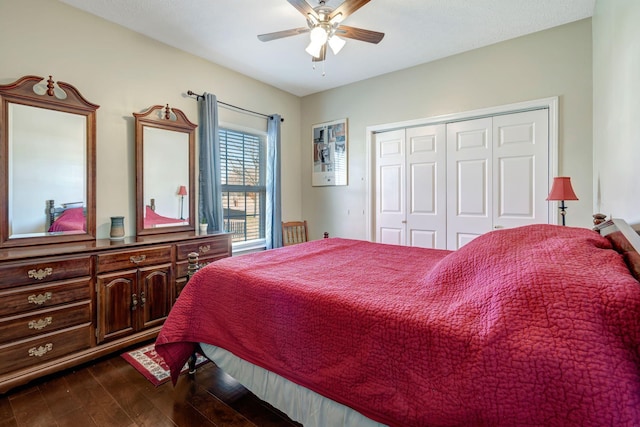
(312, 118, 347, 186)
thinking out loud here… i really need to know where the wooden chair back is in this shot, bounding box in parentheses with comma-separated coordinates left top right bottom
(282, 220, 308, 246)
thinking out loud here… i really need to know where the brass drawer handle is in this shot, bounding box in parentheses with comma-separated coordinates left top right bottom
(28, 267, 53, 280)
(28, 343, 53, 357)
(199, 245, 210, 254)
(129, 255, 147, 264)
(28, 317, 53, 330)
(28, 292, 52, 305)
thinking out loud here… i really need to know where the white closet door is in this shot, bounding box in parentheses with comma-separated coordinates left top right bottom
(446, 117, 493, 250)
(375, 109, 549, 250)
(375, 129, 406, 245)
(493, 110, 549, 228)
(406, 125, 446, 249)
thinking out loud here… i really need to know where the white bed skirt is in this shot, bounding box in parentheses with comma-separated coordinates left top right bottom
(200, 343, 387, 427)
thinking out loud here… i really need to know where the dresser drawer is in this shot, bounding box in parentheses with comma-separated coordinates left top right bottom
(96, 245, 172, 273)
(0, 324, 92, 375)
(0, 278, 91, 317)
(176, 235, 231, 261)
(0, 256, 91, 290)
(0, 301, 91, 345)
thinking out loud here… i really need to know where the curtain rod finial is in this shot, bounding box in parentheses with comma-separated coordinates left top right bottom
(187, 90, 204, 100)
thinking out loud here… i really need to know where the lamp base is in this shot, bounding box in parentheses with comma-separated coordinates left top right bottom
(559, 200, 567, 226)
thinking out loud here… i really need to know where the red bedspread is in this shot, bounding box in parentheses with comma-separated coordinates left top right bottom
(156, 225, 640, 426)
(144, 206, 184, 228)
(47, 207, 85, 232)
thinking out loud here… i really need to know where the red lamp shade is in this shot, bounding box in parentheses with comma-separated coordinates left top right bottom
(177, 185, 188, 196)
(546, 177, 578, 201)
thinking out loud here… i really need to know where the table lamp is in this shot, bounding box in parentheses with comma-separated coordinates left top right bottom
(177, 185, 187, 220)
(546, 177, 578, 226)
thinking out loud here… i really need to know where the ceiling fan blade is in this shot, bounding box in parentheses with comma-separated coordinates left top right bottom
(287, 0, 316, 18)
(312, 44, 327, 62)
(329, 0, 371, 22)
(258, 27, 310, 42)
(335, 25, 384, 44)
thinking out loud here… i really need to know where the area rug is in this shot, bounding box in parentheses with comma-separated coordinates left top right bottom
(121, 344, 208, 386)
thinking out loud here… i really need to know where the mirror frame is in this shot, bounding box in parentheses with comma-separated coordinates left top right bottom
(135, 104, 196, 236)
(0, 75, 98, 248)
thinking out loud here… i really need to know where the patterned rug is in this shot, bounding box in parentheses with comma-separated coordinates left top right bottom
(121, 344, 208, 386)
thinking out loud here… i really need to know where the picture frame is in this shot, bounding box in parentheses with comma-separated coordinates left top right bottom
(312, 118, 348, 186)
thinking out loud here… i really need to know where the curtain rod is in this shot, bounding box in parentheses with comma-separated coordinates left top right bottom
(187, 90, 284, 122)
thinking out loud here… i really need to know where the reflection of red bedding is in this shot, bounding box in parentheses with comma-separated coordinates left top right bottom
(48, 207, 85, 232)
(144, 206, 183, 228)
(157, 226, 640, 426)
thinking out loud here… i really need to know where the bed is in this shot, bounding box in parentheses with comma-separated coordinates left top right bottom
(46, 200, 86, 232)
(144, 204, 187, 228)
(155, 219, 640, 426)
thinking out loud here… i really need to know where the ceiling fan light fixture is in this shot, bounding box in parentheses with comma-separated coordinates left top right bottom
(328, 35, 346, 55)
(309, 26, 328, 44)
(305, 40, 324, 58)
(330, 12, 343, 25)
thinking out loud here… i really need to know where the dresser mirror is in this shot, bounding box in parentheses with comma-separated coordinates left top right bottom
(0, 75, 98, 247)
(135, 104, 196, 236)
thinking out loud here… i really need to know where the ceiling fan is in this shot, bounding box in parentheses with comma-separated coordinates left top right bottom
(258, 0, 384, 62)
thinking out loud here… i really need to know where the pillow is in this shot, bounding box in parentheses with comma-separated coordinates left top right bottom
(603, 230, 640, 282)
(623, 251, 640, 282)
(606, 230, 635, 254)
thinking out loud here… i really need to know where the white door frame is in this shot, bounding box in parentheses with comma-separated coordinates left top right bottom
(365, 97, 559, 242)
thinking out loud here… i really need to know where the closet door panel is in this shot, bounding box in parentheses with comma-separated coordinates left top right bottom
(406, 125, 446, 249)
(381, 166, 402, 212)
(375, 129, 406, 245)
(446, 118, 493, 249)
(493, 109, 549, 228)
(457, 159, 488, 216)
(498, 155, 534, 217)
(380, 228, 403, 245)
(410, 230, 437, 248)
(410, 162, 435, 213)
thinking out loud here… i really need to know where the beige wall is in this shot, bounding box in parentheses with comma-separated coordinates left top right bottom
(0, 0, 302, 239)
(593, 0, 640, 223)
(301, 19, 593, 239)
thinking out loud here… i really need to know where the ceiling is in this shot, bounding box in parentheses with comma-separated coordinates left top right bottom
(58, 0, 595, 97)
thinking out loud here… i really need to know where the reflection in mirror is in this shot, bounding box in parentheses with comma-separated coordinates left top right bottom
(143, 127, 189, 227)
(135, 105, 196, 236)
(0, 75, 98, 247)
(9, 104, 86, 237)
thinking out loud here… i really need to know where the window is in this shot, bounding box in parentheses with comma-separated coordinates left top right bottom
(219, 128, 266, 244)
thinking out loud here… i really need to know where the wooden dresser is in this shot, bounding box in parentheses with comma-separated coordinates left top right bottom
(0, 232, 231, 393)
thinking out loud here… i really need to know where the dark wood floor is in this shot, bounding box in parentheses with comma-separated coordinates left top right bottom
(0, 343, 302, 427)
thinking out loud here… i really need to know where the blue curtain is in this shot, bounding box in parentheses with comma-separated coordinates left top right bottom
(198, 93, 223, 232)
(266, 114, 282, 249)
